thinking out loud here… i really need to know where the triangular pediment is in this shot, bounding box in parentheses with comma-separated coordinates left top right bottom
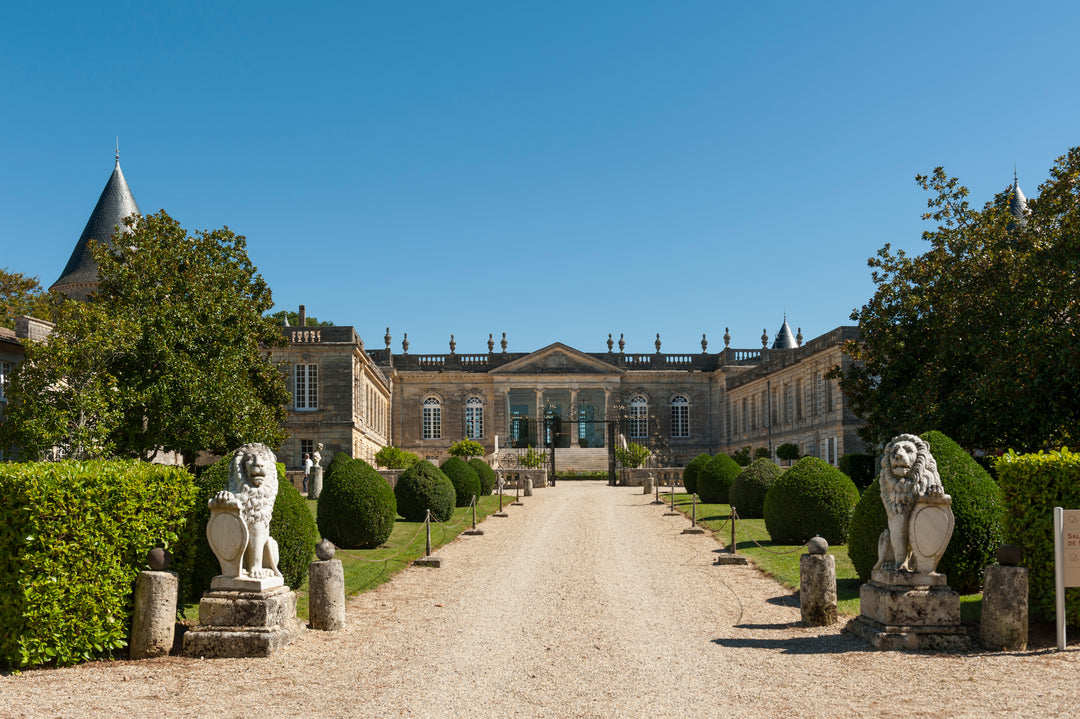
(491, 343, 623, 375)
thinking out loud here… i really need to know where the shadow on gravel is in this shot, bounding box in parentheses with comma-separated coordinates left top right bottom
(712, 633, 868, 654)
(765, 594, 800, 608)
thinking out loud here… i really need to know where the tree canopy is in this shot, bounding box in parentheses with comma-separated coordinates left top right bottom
(267, 310, 334, 327)
(836, 148, 1080, 452)
(0, 268, 54, 329)
(1, 210, 289, 462)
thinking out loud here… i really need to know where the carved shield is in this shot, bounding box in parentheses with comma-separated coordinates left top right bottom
(908, 497, 954, 574)
(207, 510, 248, 577)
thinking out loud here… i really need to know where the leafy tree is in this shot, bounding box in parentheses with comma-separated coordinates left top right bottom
(374, 445, 419, 469)
(754, 447, 772, 460)
(614, 442, 650, 469)
(1, 211, 289, 463)
(267, 310, 334, 327)
(518, 446, 548, 469)
(448, 439, 484, 460)
(836, 151, 1080, 452)
(731, 446, 751, 467)
(776, 443, 800, 462)
(0, 267, 53, 329)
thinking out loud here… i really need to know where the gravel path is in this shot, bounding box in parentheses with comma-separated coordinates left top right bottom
(3, 480, 1080, 718)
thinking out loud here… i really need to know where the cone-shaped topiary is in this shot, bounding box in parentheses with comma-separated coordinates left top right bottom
(186, 457, 317, 601)
(317, 458, 397, 549)
(468, 458, 497, 496)
(394, 460, 456, 522)
(440, 456, 481, 507)
(763, 457, 859, 545)
(324, 451, 352, 486)
(683, 453, 711, 495)
(846, 430, 1003, 593)
(697, 453, 741, 504)
(729, 458, 782, 519)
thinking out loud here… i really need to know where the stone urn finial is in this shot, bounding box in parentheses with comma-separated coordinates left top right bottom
(501, 332, 508, 353)
(796, 327, 803, 347)
(607, 333, 614, 352)
(761, 329, 769, 349)
(402, 333, 409, 354)
(384, 327, 391, 349)
(487, 333, 494, 353)
(701, 333, 708, 353)
(449, 334, 456, 354)
(724, 327, 731, 348)
(618, 333, 625, 353)
(655, 333, 662, 353)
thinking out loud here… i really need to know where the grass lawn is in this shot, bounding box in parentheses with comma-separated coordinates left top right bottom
(663, 491, 982, 620)
(184, 492, 515, 621)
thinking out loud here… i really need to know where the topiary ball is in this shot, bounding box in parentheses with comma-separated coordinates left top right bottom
(729, 458, 782, 519)
(468, 458, 497, 496)
(763, 457, 859, 545)
(317, 458, 397, 549)
(697, 453, 741, 504)
(394, 460, 456, 522)
(682, 453, 712, 495)
(440, 456, 481, 507)
(846, 431, 1003, 593)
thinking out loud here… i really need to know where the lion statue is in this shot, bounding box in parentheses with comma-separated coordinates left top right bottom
(207, 443, 283, 582)
(873, 433, 944, 573)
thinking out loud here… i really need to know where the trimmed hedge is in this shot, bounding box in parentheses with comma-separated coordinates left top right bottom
(697, 453, 741, 504)
(0, 461, 197, 668)
(394, 461, 456, 522)
(839, 453, 877, 490)
(763, 457, 859, 545)
(998, 447, 1080, 622)
(374, 446, 419, 470)
(184, 457, 317, 601)
(468, 458, 497, 496)
(683, 453, 711, 495)
(846, 431, 1003, 593)
(317, 458, 396, 549)
(324, 451, 353, 485)
(728, 458, 782, 519)
(440, 456, 481, 507)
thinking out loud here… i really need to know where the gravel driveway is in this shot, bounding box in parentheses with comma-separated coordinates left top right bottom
(2, 480, 1078, 718)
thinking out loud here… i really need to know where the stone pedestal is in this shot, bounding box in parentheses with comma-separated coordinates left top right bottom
(308, 560, 346, 631)
(799, 554, 837, 627)
(845, 571, 970, 651)
(642, 474, 654, 495)
(130, 570, 179, 659)
(980, 565, 1029, 651)
(183, 586, 304, 658)
(309, 465, 324, 499)
(523, 477, 533, 497)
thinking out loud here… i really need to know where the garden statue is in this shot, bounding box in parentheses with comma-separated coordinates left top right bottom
(206, 443, 283, 589)
(873, 433, 952, 575)
(313, 442, 323, 467)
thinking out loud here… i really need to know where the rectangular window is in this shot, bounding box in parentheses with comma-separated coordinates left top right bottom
(295, 364, 318, 410)
(741, 398, 749, 433)
(629, 406, 648, 439)
(300, 439, 314, 459)
(423, 401, 441, 439)
(796, 378, 804, 420)
(784, 384, 793, 424)
(0, 361, 10, 402)
(671, 404, 688, 438)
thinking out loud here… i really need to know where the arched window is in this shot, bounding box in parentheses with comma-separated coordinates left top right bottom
(465, 396, 484, 439)
(671, 395, 689, 438)
(422, 397, 441, 440)
(629, 395, 648, 439)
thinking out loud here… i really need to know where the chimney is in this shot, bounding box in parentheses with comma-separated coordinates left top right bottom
(298, 305, 306, 327)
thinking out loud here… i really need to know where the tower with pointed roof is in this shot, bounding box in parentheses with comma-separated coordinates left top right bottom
(772, 315, 798, 350)
(50, 150, 141, 301)
(1007, 171, 1028, 231)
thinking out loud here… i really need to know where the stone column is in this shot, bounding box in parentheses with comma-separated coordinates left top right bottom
(569, 389, 580, 447)
(309, 542, 346, 631)
(799, 538, 837, 627)
(980, 564, 1029, 651)
(535, 389, 544, 447)
(130, 569, 179, 659)
(310, 465, 324, 499)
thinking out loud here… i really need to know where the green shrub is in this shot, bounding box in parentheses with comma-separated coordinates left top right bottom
(697, 453, 741, 504)
(776, 443, 800, 462)
(0, 461, 197, 668)
(846, 431, 1003, 593)
(763, 457, 859, 545)
(440, 456, 481, 507)
(468, 458, 497, 496)
(732, 446, 752, 467)
(682, 453, 711, 495)
(519, 446, 548, 469)
(839, 453, 877, 490)
(448, 439, 485, 459)
(317, 458, 396, 549)
(374, 446, 418, 470)
(728, 458, 782, 519)
(615, 442, 650, 468)
(997, 448, 1080, 622)
(184, 456, 317, 601)
(394, 460, 456, 522)
(325, 451, 353, 484)
(754, 447, 772, 460)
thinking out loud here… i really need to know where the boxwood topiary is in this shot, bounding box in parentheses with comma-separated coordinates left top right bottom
(697, 453, 741, 504)
(317, 458, 397, 549)
(324, 450, 352, 485)
(763, 457, 859, 545)
(468, 458, 497, 496)
(185, 456, 317, 601)
(846, 431, 1002, 593)
(440, 456, 481, 507)
(839, 452, 878, 490)
(394, 460, 456, 522)
(728, 458, 782, 519)
(682, 453, 711, 495)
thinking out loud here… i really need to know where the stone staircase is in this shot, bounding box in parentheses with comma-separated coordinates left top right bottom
(494, 447, 611, 471)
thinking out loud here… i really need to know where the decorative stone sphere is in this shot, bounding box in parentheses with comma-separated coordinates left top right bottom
(806, 536, 829, 555)
(147, 547, 171, 571)
(316, 540, 336, 561)
(997, 543, 1022, 567)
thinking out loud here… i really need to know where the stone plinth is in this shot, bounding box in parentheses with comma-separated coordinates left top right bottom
(799, 554, 837, 627)
(130, 570, 178, 659)
(845, 575, 970, 651)
(980, 565, 1029, 651)
(183, 586, 304, 658)
(309, 465, 324, 499)
(308, 560, 346, 632)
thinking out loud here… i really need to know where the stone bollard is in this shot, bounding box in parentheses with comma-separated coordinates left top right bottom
(980, 545, 1028, 651)
(308, 541, 346, 631)
(309, 465, 324, 499)
(643, 473, 654, 495)
(130, 549, 178, 659)
(799, 537, 837, 627)
(523, 476, 533, 497)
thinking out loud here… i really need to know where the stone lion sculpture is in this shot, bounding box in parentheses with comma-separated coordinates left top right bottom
(873, 433, 944, 573)
(207, 443, 283, 584)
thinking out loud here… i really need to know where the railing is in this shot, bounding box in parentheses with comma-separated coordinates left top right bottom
(415, 355, 446, 368)
(458, 354, 489, 368)
(664, 354, 694, 366)
(728, 349, 763, 362)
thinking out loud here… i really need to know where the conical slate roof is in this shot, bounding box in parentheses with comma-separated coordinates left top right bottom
(1008, 173, 1028, 229)
(772, 316, 797, 350)
(50, 155, 141, 300)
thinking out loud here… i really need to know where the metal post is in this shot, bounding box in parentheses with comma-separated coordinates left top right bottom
(692, 493, 697, 527)
(471, 496, 477, 530)
(670, 485, 675, 512)
(1056, 506, 1066, 651)
(730, 507, 737, 554)
(655, 477, 660, 503)
(499, 485, 504, 512)
(425, 509, 432, 557)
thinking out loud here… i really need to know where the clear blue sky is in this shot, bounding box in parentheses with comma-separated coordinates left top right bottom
(3, 2, 1078, 354)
